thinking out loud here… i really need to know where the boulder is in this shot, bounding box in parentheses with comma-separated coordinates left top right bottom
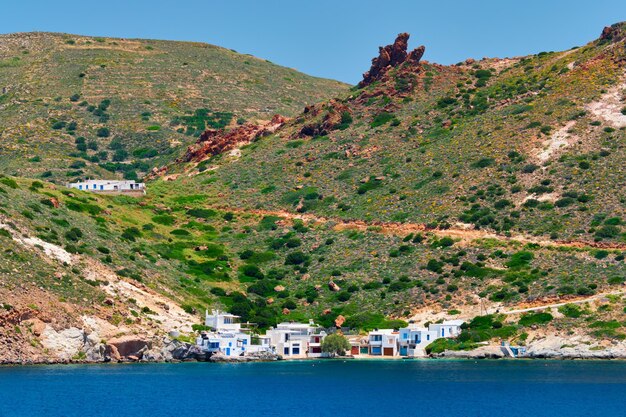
(328, 281, 341, 292)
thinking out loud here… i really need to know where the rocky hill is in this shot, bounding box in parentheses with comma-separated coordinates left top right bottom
(0, 32, 348, 181)
(1, 25, 626, 363)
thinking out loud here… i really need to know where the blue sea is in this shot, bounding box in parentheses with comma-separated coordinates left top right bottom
(1, 360, 625, 416)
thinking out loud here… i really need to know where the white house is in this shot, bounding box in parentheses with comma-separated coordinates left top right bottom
(205, 310, 245, 332)
(428, 320, 464, 339)
(196, 330, 251, 357)
(307, 331, 327, 358)
(368, 329, 399, 356)
(265, 321, 319, 358)
(398, 326, 438, 357)
(195, 310, 252, 357)
(68, 179, 145, 193)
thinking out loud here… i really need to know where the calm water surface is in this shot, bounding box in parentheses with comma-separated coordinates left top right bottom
(0, 360, 625, 416)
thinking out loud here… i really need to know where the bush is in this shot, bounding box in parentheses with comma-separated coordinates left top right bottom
(336, 291, 351, 302)
(64, 227, 83, 242)
(518, 312, 553, 326)
(239, 265, 264, 280)
(558, 304, 582, 318)
(471, 158, 495, 169)
(285, 251, 309, 265)
(370, 112, 395, 128)
(506, 251, 533, 269)
(152, 215, 175, 225)
(186, 208, 216, 218)
(121, 227, 142, 241)
(96, 127, 110, 137)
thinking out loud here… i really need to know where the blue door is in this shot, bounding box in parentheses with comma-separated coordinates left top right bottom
(225, 347, 230, 356)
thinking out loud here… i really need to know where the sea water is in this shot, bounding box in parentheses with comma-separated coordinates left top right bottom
(0, 360, 625, 416)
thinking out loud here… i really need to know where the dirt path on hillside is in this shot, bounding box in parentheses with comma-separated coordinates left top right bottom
(502, 290, 624, 315)
(213, 206, 626, 250)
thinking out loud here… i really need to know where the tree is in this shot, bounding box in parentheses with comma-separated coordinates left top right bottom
(321, 333, 351, 357)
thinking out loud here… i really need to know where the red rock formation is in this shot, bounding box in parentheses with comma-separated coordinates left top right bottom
(359, 33, 426, 87)
(600, 22, 626, 43)
(297, 100, 351, 138)
(182, 114, 288, 163)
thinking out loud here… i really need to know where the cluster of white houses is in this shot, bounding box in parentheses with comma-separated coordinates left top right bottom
(195, 310, 464, 359)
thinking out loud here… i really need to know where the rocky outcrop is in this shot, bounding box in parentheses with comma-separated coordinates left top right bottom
(600, 22, 626, 43)
(298, 100, 351, 138)
(209, 350, 281, 362)
(433, 346, 505, 359)
(359, 33, 426, 87)
(182, 114, 287, 163)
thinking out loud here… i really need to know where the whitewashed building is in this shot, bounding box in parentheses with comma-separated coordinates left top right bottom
(195, 310, 251, 357)
(370, 320, 465, 357)
(368, 329, 400, 356)
(307, 331, 327, 358)
(265, 321, 320, 358)
(68, 179, 145, 193)
(429, 320, 464, 339)
(398, 326, 438, 357)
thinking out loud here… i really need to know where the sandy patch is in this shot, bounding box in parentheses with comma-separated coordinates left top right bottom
(0, 220, 73, 264)
(536, 121, 577, 162)
(586, 81, 626, 128)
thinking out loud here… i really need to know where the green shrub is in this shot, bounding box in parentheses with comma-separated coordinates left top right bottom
(152, 215, 176, 226)
(186, 208, 216, 218)
(471, 158, 495, 169)
(64, 227, 83, 242)
(518, 312, 553, 326)
(558, 304, 583, 318)
(370, 112, 395, 128)
(0, 177, 18, 189)
(121, 227, 142, 241)
(285, 251, 310, 265)
(96, 127, 110, 137)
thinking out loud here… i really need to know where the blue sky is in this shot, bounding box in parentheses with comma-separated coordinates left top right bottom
(3, 0, 626, 84)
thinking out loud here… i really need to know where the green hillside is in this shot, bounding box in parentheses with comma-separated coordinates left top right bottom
(179, 24, 626, 246)
(0, 32, 348, 181)
(1, 25, 626, 360)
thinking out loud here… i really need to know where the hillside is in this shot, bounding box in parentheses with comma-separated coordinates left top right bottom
(1, 25, 626, 362)
(0, 32, 348, 181)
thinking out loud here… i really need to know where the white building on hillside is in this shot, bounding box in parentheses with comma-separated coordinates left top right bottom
(205, 310, 245, 332)
(68, 179, 145, 193)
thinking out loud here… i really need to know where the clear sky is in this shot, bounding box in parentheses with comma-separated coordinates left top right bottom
(3, 0, 626, 84)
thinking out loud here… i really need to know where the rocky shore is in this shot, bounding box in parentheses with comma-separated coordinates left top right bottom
(432, 338, 626, 360)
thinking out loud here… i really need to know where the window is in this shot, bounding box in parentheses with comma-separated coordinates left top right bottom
(93, 184, 96, 189)
(284, 347, 290, 355)
(427, 335, 430, 341)
(293, 347, 300, 355)
(78, 185, 82, 190)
